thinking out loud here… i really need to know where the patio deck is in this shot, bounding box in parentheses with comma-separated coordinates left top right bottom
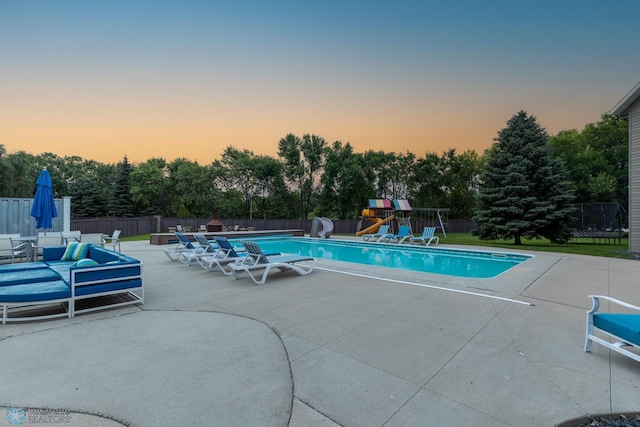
(1, 238, 639, 426)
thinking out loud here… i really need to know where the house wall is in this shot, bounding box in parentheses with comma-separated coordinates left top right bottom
(629, 100, 640, 252)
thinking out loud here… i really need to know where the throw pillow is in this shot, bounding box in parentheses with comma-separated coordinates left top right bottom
(61, 242, 90, 261)
(73, 258, 99, 267)
(61, 242, 78, 261)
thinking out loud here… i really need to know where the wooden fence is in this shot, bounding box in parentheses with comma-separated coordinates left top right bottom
(69, 216, 477, 237)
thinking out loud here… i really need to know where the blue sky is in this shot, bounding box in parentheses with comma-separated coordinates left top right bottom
(1, 0, 638, 164)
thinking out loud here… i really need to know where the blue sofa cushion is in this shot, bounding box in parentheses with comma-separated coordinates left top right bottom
(0, 280, 70, 302)
(0, 268, 62, 287)
(86, 246, 120, 264)
(46, 263, 73, 285)
(594, 313, 640, 347)
(0, 262, 48, 273)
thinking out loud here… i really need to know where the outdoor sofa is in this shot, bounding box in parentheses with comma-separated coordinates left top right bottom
(0, 243, 143, 324)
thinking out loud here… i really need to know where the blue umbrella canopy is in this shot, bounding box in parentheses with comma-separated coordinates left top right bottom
(31, 168, 58, 230)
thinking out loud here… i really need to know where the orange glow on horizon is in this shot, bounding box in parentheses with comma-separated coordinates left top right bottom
(3, 103, 608, 165)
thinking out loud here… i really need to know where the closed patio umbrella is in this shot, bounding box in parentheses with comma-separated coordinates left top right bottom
(31, 167, 58, 231)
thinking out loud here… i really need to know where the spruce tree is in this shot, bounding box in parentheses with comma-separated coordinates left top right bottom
(472, 111, 575, 244)
(109, 156, 136, 217)
(70, 178, 105, 217)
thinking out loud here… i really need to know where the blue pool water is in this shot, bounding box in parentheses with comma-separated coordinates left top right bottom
(232, 238, 531, 279)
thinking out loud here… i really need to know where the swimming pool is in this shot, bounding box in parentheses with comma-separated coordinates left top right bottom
(235, 238, 531, 279)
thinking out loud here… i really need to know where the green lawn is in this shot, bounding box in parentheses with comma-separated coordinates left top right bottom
(441, 233, 634, 259)
(124, 232, 636, 259)
(121, 234, 151, 242)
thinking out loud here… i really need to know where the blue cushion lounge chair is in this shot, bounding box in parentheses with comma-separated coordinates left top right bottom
(409, 227, 440, 246)
(180, 233, 218, 265)
(585, 295, 640, 363)
(198, 236, 247, 274)
(199, 237, 280, 275)
(378, 225, 412, 243)
(362, 224, 390, 241)
(163, 232, 196, 261)
(228, 241, 317, 285)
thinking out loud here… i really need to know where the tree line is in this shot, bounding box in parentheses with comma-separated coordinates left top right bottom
(0, 113, 628, 222)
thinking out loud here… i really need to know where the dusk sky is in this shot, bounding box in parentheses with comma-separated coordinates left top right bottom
(1, 1, 639, 165)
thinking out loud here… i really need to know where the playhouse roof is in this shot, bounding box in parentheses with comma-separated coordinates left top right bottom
(368, 199, 392, 209)
(393, 199, 412, 211)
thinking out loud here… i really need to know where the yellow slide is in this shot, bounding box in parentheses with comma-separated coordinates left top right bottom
(356, 215, 395, 236)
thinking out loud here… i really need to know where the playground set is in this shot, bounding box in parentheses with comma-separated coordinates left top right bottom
(356, 199, 448, 238)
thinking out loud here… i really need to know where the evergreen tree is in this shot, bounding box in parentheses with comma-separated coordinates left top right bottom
(70, 178, 105, 217)
(109, 156, 136, 217)
(472, 111, 575, 244)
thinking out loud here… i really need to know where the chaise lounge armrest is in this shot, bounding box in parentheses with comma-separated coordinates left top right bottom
(587, 295, 640, 314)
(585, 294, 640, 363)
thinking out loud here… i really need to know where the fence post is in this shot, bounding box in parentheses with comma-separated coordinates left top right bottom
(63, 197, 72, 232)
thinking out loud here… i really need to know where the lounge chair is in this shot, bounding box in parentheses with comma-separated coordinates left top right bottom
(378, 225, 412, 243)
(409, 227, 440, 246)
(228, 240, 317, 285)
(198, 236, 246, 274)
(180, 233, 217, 265)
(199, 237, 280, 275)
(163, 232, 197, 261)
(585, 295, 640, 363)
(362, 224, 390, 241)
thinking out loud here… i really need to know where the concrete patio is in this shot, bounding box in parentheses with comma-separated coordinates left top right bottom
(1, 238, 639, 426)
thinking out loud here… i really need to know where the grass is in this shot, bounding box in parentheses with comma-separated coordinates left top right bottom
(124, 232, 637, 259)
(441, 233, 635, 259)
(121, 234, 150, 242)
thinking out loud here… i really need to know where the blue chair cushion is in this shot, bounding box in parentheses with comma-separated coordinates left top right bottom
(0, 268, 62, 287)
(86, 246, 120, 264)
(593, 313, 640, 347)
(0, 280, 70, 302)
(46, 263, 73, 285)
(0, 262, 48, 273)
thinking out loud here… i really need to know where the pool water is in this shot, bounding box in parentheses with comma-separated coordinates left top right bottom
(237, 238, 531, 279)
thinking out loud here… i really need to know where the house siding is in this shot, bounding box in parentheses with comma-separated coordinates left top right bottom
(629, 101, 640, 253)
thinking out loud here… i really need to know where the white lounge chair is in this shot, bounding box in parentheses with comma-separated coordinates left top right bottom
(180, 233, 216, 265)
(199, 237, 281, 275)
(362, 224, 390, 241)
(228, 240, 316, 285)
(409, 227, 440, 246)
(198, 236, 246, 274)
(585, 295, 640, 363)
(163, 232, 197, 261)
